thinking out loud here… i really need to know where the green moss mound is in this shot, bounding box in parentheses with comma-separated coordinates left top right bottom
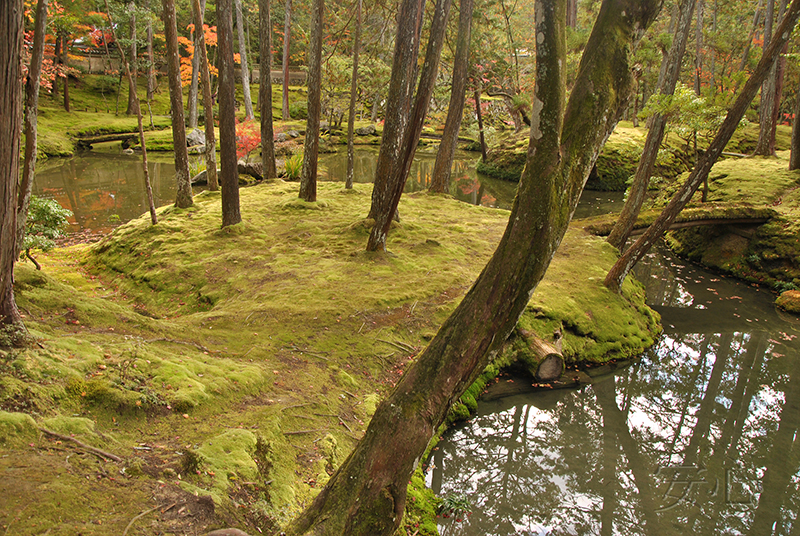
(776, 290, 800, 313)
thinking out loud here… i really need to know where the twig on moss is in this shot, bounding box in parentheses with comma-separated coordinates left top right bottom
(121, 502, 176, 536)
(377, 338, 415, 353)
(284, 428, 328, 435)
(145, 337, 212, 354)
(39, 428, 122, 462)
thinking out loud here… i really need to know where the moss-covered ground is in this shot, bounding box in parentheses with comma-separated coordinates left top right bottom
(1, 179, 659, 535)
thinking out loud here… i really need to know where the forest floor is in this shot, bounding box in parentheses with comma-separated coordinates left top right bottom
(1, 180, 659, 536)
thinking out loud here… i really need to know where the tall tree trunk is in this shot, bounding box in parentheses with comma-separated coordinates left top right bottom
(126, 1, 140, 116)
(299, 0, 324, 202)
(193, 0, 218, 190)
(235, 0, 255, 120)
(259, 0, 277, 180)
(218, 0, 242, 226)
(604, 0, 800, 293)
(345, 0, 362, 190)
(754, 0, 778, 155)
(366, 0, 453, 251)
(709, 0, 716, 92)
(146, 14, 155, 128)
(566, 0, 578, 27)
(187, 0, 205, 128)
(474, 84, 487, 162)
(105, 0, 158, 225)
(0, 0, 25, 337)
(53, 30, 61, 98)
(17, 0, 48, 259)
(281, 0, 292, 120)
(790, 77, 800, 169)
(694, 0, 704, 95)
(286, 1, 660, 533)
(62, 33, 70, 112)
(607, 0, 697, 251)
(163, 0, 193, 208)
(429, 0, 474, 193)
(740, 0, 764, 71)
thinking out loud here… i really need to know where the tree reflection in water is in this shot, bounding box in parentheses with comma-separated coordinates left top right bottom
(429, 247, 800, 535)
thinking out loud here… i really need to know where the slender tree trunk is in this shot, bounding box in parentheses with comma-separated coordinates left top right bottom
(755, 0, 778, 155)
(286, 1, 660, 533)
(17, 0, 48, 259)
(105, 0, 157, 225)
(475, 85, 487, 162)
(126, 1, 140, 116)
(366, 0, 453, 250)
(218, 0, 241, 226)
(235, 0, 255, 120)
(709, 0, 716, 92)
(740, 0, 764, 71)
(430, 0, 474, 193)
(146, 15, 155, 128)
(281, 0, 292, 120)
(187, 0, 205, 128)
(53, 31, 61, 98)
(259, 0, 277, 180)
(62, 34, 70, 112)
(607, 0, 697, 251)
(345, 0, 362, 190)
(163, 0, 193, 208)
(0, 0, 25, 336)
(694, 0, 704, 95)
(193, 0, 218, 190)
(790, 78, 800, 169)
(604, 0, 800, 293)
(299, 0, 324, 202)
(566, 0, 578, 27)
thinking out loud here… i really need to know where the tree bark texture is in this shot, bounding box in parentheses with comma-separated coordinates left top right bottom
(218, 0, 242, 226)
(105, 0, 158, 225)
(790, 73, 800, 169)
(281, 0, 292, 120)
(187, 0, 205, 128)
(62, 33, 70, 112)
(694, 0, 704, 95)
(429, 0, 474, 193)
(754, 0, 778, 155)
(345, 0, 362, 190)
(607, 0, 697, 251)
(0, 0, 24, 332)
(474, 85, 487, 161)
(146, 16, 156, 128)
(17, 0, 48, 258)
(364, 0, 424, 222)
(366, 0, 452, 250)
(126, 1, 140, 116)
(194, 0, 219, 190)
(286, 1, 660, 534)
(235, 0, 255, 120)
(163, 0, 193, 208)
(259, 0, 277, 181)
(604, 0, 800, 293)
(299, 0, 324, 202)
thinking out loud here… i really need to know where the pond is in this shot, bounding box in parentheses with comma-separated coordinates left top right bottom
(428, 246, 800, 536)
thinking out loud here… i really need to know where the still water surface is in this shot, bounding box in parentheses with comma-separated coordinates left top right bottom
(429, 247, 800, 535)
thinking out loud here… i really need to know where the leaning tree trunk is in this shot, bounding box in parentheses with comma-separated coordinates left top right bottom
(605, 0, 800, 294)
(163, 0, 193, 208)
(0, 0, 25, 336)
(259, 0, 277, 180)
(218, 0, 242, 226)
(105, 0, 158, 225)
(235, 0, 255, 120)
(366, 0, 452, 251)
(193, 0, 219, 190)
(429, 0, 474, 193)
(286, 1, 661, 534)
(17, 0, 48, 259)
(299, 0, 324, 202)
(345, 0, 362, 190)
(607, 0, 697, 251)
(126, 1, 140, 116)
(365, 0, 423, 219)
(281, 0, 292, 120)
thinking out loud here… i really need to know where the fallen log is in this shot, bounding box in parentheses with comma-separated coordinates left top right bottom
(517, 328, 565, 382)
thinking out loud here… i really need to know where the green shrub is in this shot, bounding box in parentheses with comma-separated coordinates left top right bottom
(284, 152, 303, 180)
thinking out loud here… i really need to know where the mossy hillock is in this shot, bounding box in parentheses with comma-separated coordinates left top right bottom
(4, 180, 660, 534)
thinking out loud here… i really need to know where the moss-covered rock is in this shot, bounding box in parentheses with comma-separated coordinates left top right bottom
(776, 290, 800, 313)
(0, 411, 38, 446)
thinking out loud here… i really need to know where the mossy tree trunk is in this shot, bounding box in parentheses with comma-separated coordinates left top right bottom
(366, 0, 452, 250)
(604, 0, 800, 294)
(345, 0, 362, 190)
(429, 0, 474, 194)
(194, 0, 219, 190)
(17, 0, 48, 258)
(259, 0, 277, 181)
(607, 0, 696, 251)
(298, 0, 323, 202)
(218, 0, 242, 226)
(0, 0, 24, 339)
(286, 1, 661, 534)
(163, 0, 193, 209)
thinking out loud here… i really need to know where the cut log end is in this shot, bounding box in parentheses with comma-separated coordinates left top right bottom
(535, 354, 565, 382)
